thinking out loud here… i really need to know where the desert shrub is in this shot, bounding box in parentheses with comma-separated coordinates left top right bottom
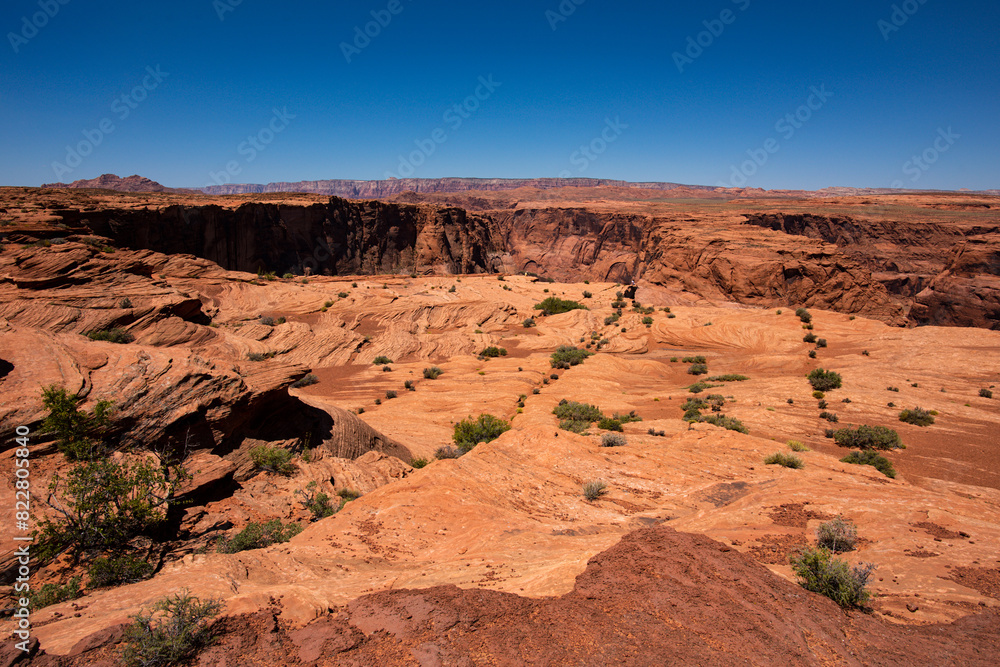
(816, 338, 828, 348)
(980, 388, 993, 399)
(898, 407, 934, 427)
(559, 419, 591, 434)
(296, 482, 338, 520)
(337, 489, 362, 501)
(887, 386, 899, 392)
(790, 547, 874, 608)
(841, 450, 896, 478)
(812, 391, 825, 399)
(705, 395, 726, 412)
(373, 356, 393, 365)
(385, 390, 398, 399)
(833, 425, 903, 450)
(217, 519, 302, 553)
(87, 555, 154, 588)
(410, 458, 429, 469)
(523, 317, 536, 328)
(817, 400, 828, 409)
(404, 380, 415, 391)
(120, 297, 133, 309)
(550, 345, 593, 368)
(700, 415, 748, 434)
(582, 291, 592, 298)
(807, 368, 842, 392)
(803, 333, 817, 344)
(121, 591, 222, 667)
(480, 346, 508, 358)
(642, 316, 653, 326)
(453, 414, 511, 451)
(819, 411, 839, 423)
(688, 363, 709, 376)
(435, 446, 463, 459)
(795, 308, 812, 324)
(816, 517, 858, 553)
(35, 456, 182, 563)
(598, 418, 623, 431)
(247, 351, 276, 361)
(600, 432, 627, 448)
(583, 481, 607, 501)
(842, 397, 852, 403)
(682, 356, 707, 364)
(809, 350, 817, 359)
(553, 400, 604, 423)
(604, 313, 621, 326)
(534, 297, 587, 316)
(250, 446, 294, 475)
(87, 328, 134, 344)
(259, 316, 276, 326)
(291, 374, 319, 388)
(423, 366, 442, 379)
(40, 385, 114, 460)
(29, 577, 82, 610)
(708, 375, 749, 382)
(532, 388, 541, 395)
(687, 381, 721, 394)
(613, 411, 642, 423)
(647, 428, 667, 437)
(787, 440, 809, 452)
(764, 452, 804, 469)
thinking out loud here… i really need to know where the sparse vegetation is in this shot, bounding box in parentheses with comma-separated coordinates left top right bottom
(29, 577, 82, 610)
(583, 481, 607, 501)
(523, 317, 536, 328)
(404, 380, 415, 391)
(291, 374, 319, 388)
(600, 432, 627, 448)
(423, 366, 442, 379)
(765, 452, 804, 468)
(841, 450, 897, 478)
(687, 363, 709, 376)
(296, 482, 338, 520)
(373, 356, 393, 365)
(832, 425, 903, 450)
(385, 390, 398, 399)
(707, 375, 749, 382)
(121, 591, 222, 667)
(120, 297, 133, 309)
(247, 351, 276, 361)
(40, 385, 114, 460)
(790, 547, 874, 608)
(534, 296, 587, 316)
(250, 445, 294, 475)
(480, 346, 508, 358)
(597, 417, 623, 432)
(700, 414, 748, 434)
(795, 308, 812, 324)
(553, 400, 604, 423)
(807, 369, 842, 392)
(217, 519, 302, 553)
(682, 356, 707, 364)
(803, 333, 817, 344)
(980, 388, 993, 399)
(898, 407, 935, 427)
(816, 517, 858, 553)
(819, 411, 839, 423)
(550, 345, 593, 368)
(88, 555, 155, 588)
(87, 328, 135, 344)
(787, 440, 809, 452)
(453, 414, 511, 451)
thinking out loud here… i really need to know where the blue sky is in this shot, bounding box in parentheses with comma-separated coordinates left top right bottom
(2, 0, 997, 190)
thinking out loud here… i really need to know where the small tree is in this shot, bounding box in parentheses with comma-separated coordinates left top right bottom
(807, 368, 842, 392)
(40, 385, 114, 460)
(121, 591, 222, 667)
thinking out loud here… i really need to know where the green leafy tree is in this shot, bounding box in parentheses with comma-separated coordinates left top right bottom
(40, 385, 114, 460)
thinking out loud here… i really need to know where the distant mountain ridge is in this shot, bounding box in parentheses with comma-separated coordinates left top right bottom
(41, 173, 196, 194)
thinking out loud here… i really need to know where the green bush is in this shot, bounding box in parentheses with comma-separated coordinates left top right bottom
(423, 366, 442, 379)
(40, 385, 114, 460)
(816, 338, 828, 348)
(807, 368, 842, 392)
(819, 411, 839, 423)
(707, 375, 749, 382)
(898, 407, 934, 426)
(29, 576, 81, 610)
(550, 345, 593, 369)
(598, 418, 623, 431)
(642, 316, 653, 326)
(296, 482, 339, 521)
(338, 292, 349, 298)
(558, 419, 590, 434)
(764, 452, 804, 468)
(600, 432, 627, 447)
(404, 380, 415, 391)
(795, 308, 812, 324)
(803, 333, 817, 344)
(250, 445, 294, 475)
(790, 547, 874, 608)
(688, 363, 708, 376)
(480, 346, 508, 358)
(247, 351, 277, 361)
(787, 440, 810, 452)
(833, 425, 903, 450)
(453, 414, 511, 451)
(583, 481, 607, 501)
(120, 297, 133, 309)
(523, 317, 536, 328)
(980, 388, 993, 399)
(87, 328, 134, 344)
(534, 296, 588, 316)
(373, 356, 393, 365)
(385, 390, 398, 399)
(816, 517, 857, 553)
(700, 415, 748, 434)
(582, 291, 592, 298)
(88, 555, 154, 588)
(291, 374, 319, 388)
(613, 411, 642, 423)
(35, 457, 181, 563)
(217, 519, 302, 553)
(841, 450, 896, 478)
(553, 400, 604, 423)
(121, 591, 222, 667)
(604, 313, 620, 326)
(682, 356, 707, 364)
(410, 458, 429, 469)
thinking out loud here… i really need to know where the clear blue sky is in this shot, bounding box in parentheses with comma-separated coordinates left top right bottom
(2, 0, 998, 190)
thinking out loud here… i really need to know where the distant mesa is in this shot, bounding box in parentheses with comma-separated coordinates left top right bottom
(41, 173, 195, 194)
